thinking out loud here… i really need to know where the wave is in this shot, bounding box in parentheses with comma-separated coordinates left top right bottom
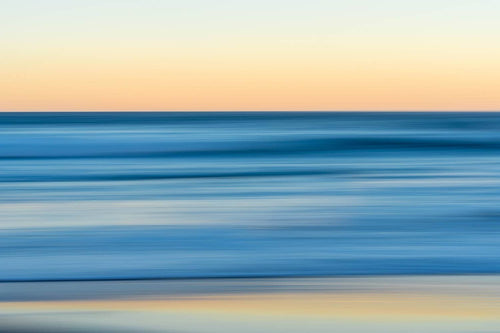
(2, 136, 500, 160)
(0, 169, 351, 183)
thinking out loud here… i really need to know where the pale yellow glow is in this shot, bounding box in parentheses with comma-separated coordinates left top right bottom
(4, 292, 500, 320)
(3, 40, 499, 111)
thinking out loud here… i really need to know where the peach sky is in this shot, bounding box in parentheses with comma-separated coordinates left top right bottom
(2, 1, 500, 111)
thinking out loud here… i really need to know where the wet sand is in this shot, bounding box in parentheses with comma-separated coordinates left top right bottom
(1, 275, 499, 333)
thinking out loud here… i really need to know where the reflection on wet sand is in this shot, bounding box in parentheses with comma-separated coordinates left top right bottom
(1, 275, 499, 333)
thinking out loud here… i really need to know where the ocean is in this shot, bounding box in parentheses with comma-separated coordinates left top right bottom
(1, 112, 500, 281)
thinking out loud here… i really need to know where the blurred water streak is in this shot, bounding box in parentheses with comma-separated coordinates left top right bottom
(1, 112, 500, 280)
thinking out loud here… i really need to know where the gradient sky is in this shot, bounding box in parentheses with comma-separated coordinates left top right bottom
(2, 0, 500, 111)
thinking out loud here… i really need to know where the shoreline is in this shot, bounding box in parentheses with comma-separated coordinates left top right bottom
(1, 275, 499, 333)
(2, 274, 499, 302)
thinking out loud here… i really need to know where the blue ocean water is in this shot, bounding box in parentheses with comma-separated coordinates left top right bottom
(1, 112, 500, 281)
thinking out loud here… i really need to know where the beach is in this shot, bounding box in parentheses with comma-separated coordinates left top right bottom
(1, 275, 500, 332)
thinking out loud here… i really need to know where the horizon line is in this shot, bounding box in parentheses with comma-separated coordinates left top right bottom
(1, 110, 500, 113)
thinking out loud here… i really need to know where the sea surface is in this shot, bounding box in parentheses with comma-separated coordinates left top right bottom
(1, 112, 500, 281)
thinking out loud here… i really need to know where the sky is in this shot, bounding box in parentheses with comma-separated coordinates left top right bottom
(2, 0, 500, 111)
